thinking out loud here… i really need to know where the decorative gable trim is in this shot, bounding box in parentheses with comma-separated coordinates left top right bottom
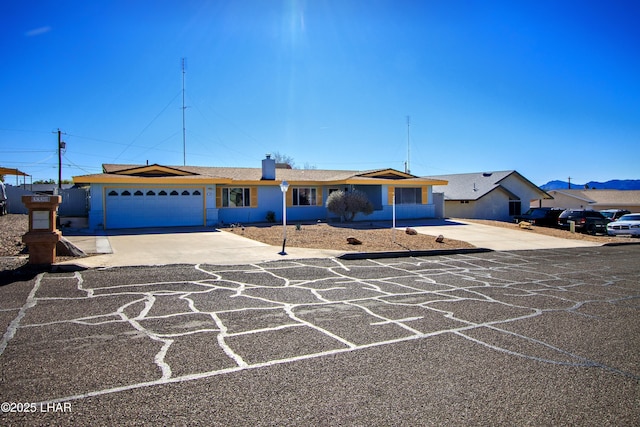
(111, 164, 198, 177)
(357, 169, 415, 179)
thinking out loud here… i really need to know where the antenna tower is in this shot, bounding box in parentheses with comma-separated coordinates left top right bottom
(406, 115, 411, 174)
(182, 58, 187, 166)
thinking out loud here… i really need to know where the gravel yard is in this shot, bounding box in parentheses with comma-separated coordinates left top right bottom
(227, 221, 476, 252)
(0, 214, 27, 257)
(0, 214, 29, 272)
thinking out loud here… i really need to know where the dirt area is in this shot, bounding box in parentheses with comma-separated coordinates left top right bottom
(227, 222, 476, 252)
(227, 217, 634, 251)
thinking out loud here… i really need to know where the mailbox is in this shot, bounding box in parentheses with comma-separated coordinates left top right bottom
(22, 195, 62, 265)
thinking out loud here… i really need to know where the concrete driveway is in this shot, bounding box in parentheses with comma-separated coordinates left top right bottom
(61, 220, 601, 268)
(63, 227, 344, 268)
(409, 219, 601, 251)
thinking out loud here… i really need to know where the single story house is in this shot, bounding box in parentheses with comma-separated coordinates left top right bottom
(430, 170, 552, 221)
(537, 189, 640, 212)
(73, 155, 448, 230)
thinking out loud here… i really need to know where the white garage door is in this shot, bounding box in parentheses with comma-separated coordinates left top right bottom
(105, 188, 204, 229)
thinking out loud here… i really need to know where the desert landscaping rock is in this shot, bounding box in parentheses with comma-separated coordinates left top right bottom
(346, 236, 362, 245)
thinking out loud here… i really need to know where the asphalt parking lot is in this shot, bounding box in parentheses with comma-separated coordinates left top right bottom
(1, 245, 639, 425)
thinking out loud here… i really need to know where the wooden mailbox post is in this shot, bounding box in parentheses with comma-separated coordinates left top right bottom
(22, 195, 62, 265)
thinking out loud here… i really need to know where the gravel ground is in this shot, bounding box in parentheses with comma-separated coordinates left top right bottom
(0, 214, 29, 272)
(0, 214, 27, 257)
(229, 221, 476, 252)
(230, 216, 631, 251)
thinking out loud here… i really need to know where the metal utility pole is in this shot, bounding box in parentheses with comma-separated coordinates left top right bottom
(182, 58, 187, 166)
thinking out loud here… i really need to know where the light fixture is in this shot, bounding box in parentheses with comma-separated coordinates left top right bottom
(279, 181, 289, 255)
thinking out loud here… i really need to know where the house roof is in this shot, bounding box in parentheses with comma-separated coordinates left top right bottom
(74, 164, 448, 187)
(548, 189, 640, 206)
(429, 170, 551, 201)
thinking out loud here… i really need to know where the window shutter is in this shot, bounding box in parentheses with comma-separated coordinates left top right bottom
(286, 188, 293, 207)
(250, 187, 258, 207)
(388, 187, 395, 205)
(216, 187, 222, 208)
(316, 187, 323, 206)
(422, 187, 428, 204)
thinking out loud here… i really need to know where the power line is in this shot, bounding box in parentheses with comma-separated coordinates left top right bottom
(112, 90, 182, 161)
(62, 153, 101, 174)
(0, 128, 52, 134)
(0, 149, 53, 153)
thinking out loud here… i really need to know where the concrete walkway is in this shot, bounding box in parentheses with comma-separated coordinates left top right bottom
(60, 220, 601, 268)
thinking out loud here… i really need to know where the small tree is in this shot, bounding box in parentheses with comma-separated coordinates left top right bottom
(271, 151, 296, 169)
(326, 190, 374, 222)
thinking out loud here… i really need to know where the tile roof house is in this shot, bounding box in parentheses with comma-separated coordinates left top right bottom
(538, 189, 640, 212)
(73, 155, 448, 230)
(430, 170, 552, 221)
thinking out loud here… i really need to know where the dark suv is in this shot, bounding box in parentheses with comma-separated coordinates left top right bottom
(514, 207, 564, 227)
(557, 209, 610, 234)
(600, 209, 631, 221)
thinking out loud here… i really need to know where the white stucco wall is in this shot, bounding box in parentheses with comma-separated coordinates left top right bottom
(537, 191, 585, 209)
(445, 190, 514, 221)
(500, 174, 545, 207)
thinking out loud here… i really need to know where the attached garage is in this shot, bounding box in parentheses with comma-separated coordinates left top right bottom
(105, 187, 205, 229)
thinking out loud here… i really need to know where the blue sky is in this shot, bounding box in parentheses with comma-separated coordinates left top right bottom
(1, 0, 639, 185)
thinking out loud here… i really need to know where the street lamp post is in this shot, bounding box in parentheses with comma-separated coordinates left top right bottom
(279, 180, 289, 255)
(392, 188, 396, 243)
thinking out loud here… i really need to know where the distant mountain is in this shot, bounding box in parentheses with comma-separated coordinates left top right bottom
(540, 179, 640, 191)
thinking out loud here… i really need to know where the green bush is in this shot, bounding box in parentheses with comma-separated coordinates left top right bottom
(326, 190, 373, 222)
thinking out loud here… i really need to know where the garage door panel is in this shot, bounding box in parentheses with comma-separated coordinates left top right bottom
(106, 188, 203, 229)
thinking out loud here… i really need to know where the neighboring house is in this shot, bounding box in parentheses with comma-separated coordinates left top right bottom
(72, 155, 448, 230)
(537, 189, 640, 212)
(430, 170, 552, 221)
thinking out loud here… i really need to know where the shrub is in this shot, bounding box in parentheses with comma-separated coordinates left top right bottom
(266, 211, 276, 223)
(326, 190, 374, 222)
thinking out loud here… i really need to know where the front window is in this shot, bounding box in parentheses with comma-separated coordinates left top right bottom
(222, 188, 251, 207)
(395, 188, 422, 204)
(292, 187, 317, 206)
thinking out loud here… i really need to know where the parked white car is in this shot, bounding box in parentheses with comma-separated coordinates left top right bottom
(0, 180, 7, 216)
(607, 213, 640, 237)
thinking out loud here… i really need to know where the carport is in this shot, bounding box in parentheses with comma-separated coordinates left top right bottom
(0, 166, 31, 185)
